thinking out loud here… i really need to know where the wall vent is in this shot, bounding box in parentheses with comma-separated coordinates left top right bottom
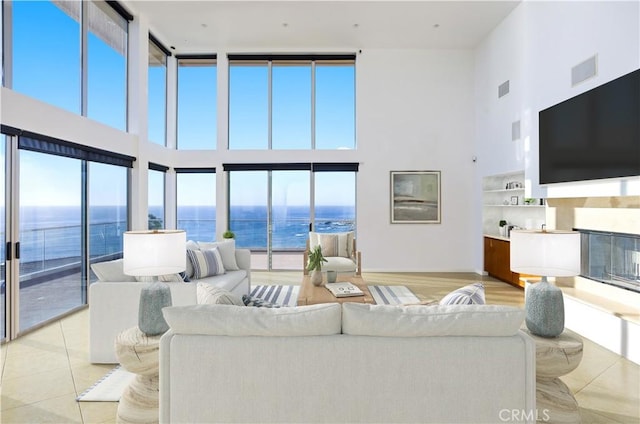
(512, 120, 521, 141)
(572, 55, 597, 86)
(498, 80, 510, 98)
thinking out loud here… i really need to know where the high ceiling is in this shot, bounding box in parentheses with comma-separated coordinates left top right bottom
(122, 1, 521, 53)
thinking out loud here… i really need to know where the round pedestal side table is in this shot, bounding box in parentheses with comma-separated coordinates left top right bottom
(523, 328, 583, 423)
(115, 327, 162, 424)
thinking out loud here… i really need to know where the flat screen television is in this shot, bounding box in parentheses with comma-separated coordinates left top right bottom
(539, 68, 640, 184)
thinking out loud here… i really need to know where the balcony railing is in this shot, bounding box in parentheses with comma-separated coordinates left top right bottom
(1, 216, 355, 285)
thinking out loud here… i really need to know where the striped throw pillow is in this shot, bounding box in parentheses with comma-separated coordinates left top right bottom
(187, 247, 225, 279)
(439, 282, 486, 305)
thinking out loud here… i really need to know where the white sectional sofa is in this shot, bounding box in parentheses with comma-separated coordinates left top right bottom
(89, 242, 250, 363)
(159, 303, 537, 423)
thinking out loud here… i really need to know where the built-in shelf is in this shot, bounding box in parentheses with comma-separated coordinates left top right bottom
(482, 170, 546, 237)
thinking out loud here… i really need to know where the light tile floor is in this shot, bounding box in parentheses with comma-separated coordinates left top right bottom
(1, 272, 638, 423)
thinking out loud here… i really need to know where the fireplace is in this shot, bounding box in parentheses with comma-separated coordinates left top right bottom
(577, 229, 640, 293)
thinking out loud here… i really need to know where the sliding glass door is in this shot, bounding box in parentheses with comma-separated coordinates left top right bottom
(271, 171, 309, 269)
(19, 151, 84, 332)
(0, 132, 131, 340)
(228, 171, 268, 267)
(229, 170, 310, 270)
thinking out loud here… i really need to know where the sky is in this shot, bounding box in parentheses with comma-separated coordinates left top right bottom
(7, 1, 356, 209)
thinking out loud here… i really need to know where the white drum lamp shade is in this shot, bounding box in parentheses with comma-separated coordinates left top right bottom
(510, 230, 581, 277)
(123, 230, 186, 276)
(510, 229, 580, 338)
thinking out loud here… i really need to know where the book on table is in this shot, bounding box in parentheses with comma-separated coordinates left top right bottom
(325, 282, 364, 298)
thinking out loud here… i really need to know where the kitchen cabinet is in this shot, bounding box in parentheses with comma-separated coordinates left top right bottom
(483, 236, 526, 288)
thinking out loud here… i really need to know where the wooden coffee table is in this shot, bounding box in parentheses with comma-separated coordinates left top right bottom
(297, 275, 375, 305)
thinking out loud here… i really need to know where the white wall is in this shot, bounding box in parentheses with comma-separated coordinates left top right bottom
(357, 49, 476, 271)
(473, 0, 640, 270)
(475, 0, 640, 193)
(0, 46, 477, 272)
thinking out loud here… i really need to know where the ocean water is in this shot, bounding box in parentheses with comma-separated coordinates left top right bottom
(4, 205, 354, 266)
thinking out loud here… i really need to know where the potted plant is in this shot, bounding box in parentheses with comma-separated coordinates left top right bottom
(222, 230, 235, 239)
(499, 220, 508, 237)
(307, 245, 328, 286)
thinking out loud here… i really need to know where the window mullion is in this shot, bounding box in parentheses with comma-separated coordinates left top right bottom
(267, 170, 273, 270)
(311, 61, 316, 150)
(268, 61, 273, 150)
(80, 1, 88, 117)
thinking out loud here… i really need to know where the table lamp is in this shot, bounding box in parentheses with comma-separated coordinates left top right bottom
(510, 228, 580, 338)
(123, 230, 186, 335)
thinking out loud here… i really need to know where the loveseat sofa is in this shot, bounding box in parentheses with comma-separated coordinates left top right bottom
(89, 240, 250, 363)
(159, 302, 537, 423)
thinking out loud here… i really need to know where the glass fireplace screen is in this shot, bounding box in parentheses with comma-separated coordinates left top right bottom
(578, 228, 640, 293)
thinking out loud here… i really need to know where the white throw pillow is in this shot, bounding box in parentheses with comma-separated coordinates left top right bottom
(197, 283, 244, 306)
(309, 231, 354, 258)
(163, 303, 342, 336)
(342, 303, 525, 337)
(439, 282, 486, 305)
(197, 240, 239, 271)
(90, 259, 137, 282)
(187, 247, 225, 279)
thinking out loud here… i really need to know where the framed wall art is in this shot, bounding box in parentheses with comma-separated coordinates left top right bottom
(390, 171, 441, 224)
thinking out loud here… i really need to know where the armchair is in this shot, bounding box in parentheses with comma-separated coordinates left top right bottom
(303, 231, 361, 275)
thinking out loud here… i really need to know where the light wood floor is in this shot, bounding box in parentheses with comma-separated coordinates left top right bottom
(1, 272, 638, 423)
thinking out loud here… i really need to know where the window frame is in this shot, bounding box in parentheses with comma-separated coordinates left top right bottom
(148, 33, 171, 146)
(4, 0, 132, 127)
(227, 54, 356, 150)
(175, 54, 218, 150)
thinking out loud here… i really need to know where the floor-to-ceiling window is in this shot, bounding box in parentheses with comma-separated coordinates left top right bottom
(176, 170, 216, 241)
(227, 170, 267, 250)
(227, 167, 310, 270)
(0, 127, 133, 339)
(8, 0, 131, 128)
(315, 63, 356, 149)
(272, 62, 311, 149)
(225, 54, 357, 269)
(148, 164, 167, 230)
(87, 0, 128, 130)
(313, 170, 356, 233)
(11, 0, 80, 114)
(176, 55, 217, 149)
(271, 170, 310, 268)
(228, 54, 355, 150)
(228, 61, 268, 149)
(18, 150, 83, 331)
(148, 34, 169, 145)
(88, 162, 128, 283)
(226, 164, 357, 270)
